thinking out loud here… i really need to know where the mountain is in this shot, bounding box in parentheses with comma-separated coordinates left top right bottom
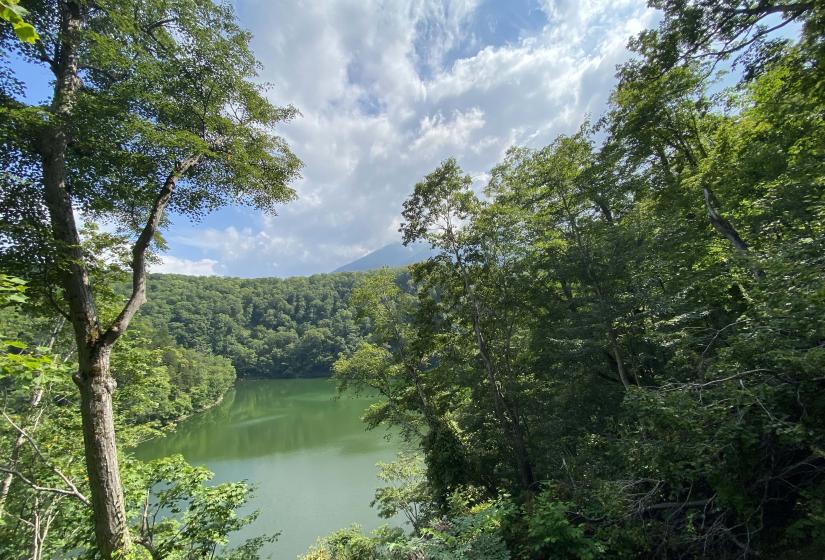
(334, 242, 435, 272)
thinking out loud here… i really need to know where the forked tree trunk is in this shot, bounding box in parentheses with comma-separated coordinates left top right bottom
(34, 3, 200, 557)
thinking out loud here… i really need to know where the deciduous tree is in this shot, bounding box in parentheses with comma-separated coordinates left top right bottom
(0, 1, 300, 555)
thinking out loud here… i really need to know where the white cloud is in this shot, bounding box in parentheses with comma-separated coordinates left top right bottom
(152, 255, 221, 276)
(411, 107, 486, 156)
(165, 0, 656, 277)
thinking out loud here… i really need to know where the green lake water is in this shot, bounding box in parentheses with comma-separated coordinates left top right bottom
(135, 378, 400, 559)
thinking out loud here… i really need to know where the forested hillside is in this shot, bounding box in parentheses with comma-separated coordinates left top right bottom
(2, 300, 236, 430)
(137, 272, 374, 377)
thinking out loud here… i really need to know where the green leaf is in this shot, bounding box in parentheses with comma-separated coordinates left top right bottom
(13, 20, 38, 43)
(1, 0, 39, 43)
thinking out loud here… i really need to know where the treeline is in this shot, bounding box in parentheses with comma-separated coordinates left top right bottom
(137, 272, 374, 378)
(306, 3, 825, 559)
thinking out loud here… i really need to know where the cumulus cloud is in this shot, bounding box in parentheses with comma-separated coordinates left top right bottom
(164, 0, 656, 277)
(151, 255, 221, 276)
(411, 107, 486, 156)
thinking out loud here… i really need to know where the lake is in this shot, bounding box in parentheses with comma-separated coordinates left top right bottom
(135, 378, 400, 559)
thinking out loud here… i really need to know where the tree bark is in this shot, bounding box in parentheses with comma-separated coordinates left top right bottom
(74, 349, 130, 558)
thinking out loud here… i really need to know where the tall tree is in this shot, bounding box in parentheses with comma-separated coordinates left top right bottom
(401, 159, 536, 492)
(0, 1, 300, 556)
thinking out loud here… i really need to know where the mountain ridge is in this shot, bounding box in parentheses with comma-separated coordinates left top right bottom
(333, 242, 434, 272)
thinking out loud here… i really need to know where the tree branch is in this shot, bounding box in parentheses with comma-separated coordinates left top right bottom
(143, 17, 177, 33)
(692, 17, 801, 62)
(703, 187, 749, 252)
(731, 3, 813, 17)
(100, 154, 201, 348)
(0, 412, 89, 506)
(641, 498, 711, 513)
(0, 466, 88, 505)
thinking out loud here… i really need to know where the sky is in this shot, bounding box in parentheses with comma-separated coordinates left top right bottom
(18, 0, 660, 278)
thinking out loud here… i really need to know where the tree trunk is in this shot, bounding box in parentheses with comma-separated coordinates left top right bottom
(37, 4, 132, 555)
(608, 329, 633, 390)
(703, 187, 749, 252)
(34, 3, 200, 556)
(75, 348, 131, 558)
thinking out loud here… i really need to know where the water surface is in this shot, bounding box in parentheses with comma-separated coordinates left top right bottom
(136, 378, 398, 559)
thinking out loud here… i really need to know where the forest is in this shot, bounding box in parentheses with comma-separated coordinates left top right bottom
(137, 272, 372, 378)
(1, 0, 824, 559)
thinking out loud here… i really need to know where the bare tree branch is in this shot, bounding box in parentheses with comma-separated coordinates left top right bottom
(1, 411, 90, 506)
(0, 466, 88, 506)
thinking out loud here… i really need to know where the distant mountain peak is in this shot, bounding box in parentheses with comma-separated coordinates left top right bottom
(333, 242, 435, 273)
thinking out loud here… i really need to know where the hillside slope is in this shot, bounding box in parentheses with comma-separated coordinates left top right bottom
(137, 272, 371, 378)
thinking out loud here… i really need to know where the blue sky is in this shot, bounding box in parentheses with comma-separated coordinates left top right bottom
(17, 0, 658, 277)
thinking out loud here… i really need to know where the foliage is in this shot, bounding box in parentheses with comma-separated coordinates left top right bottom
(0, 0, 38, 43)
(136, 272, 375, 378)
(111, 323, 236, 443)
(301, 496, 511, 560)
(371, 453, 434, 532)
(317, 3, 825, 558)
(0, 278, 254, 559)
(521, 494, 601, 560)
(124, 455, 274, 560)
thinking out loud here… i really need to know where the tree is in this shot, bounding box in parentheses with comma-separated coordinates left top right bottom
(634, 0, 817, 71)
(0, 1, 300, 556)
(401, 159, 537, 492)
(311, 1, 825, 556)
(334, 269, 436, 434)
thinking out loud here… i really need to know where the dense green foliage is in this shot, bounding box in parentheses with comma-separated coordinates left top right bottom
(314, 3, 825, 559)
(136, 272, 373, 378)
(111, 325, 236, 429)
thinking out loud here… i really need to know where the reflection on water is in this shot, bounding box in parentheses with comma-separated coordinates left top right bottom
(135, 378, 399, 559)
